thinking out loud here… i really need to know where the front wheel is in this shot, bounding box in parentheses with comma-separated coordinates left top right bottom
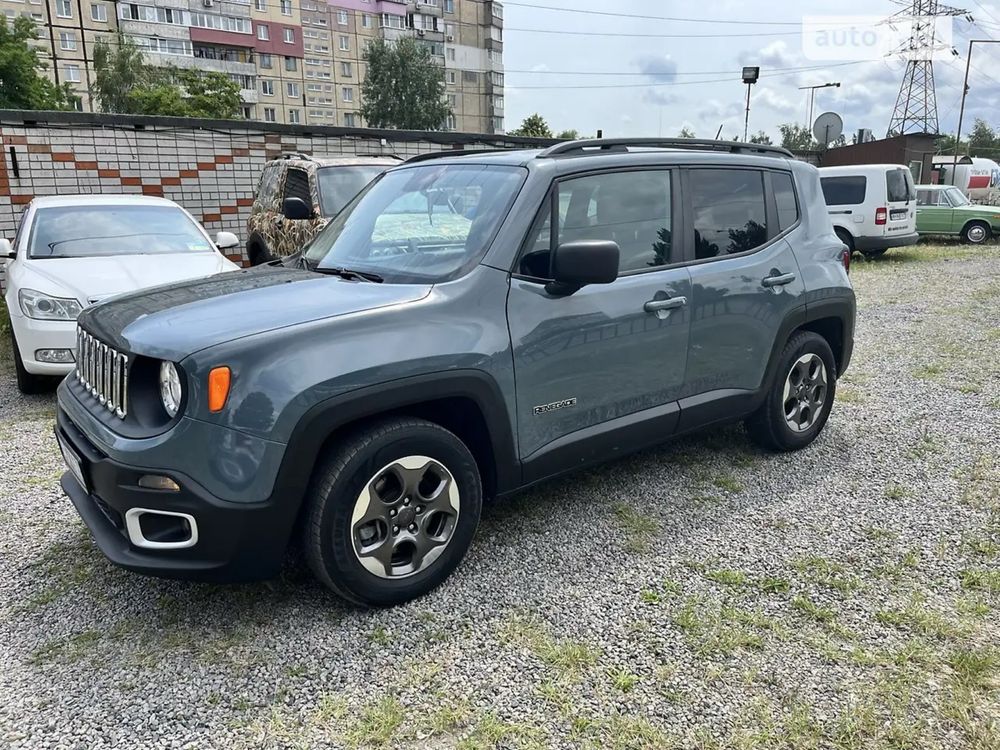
(962, 221, 992, 245)
(745, 331, 837, 452)
(303, 417, 482, 607)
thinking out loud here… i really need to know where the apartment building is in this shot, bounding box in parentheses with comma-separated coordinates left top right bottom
(3, 0, 503, 133)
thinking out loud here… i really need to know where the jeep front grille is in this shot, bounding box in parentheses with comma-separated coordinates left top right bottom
(76, 327, 129, 419)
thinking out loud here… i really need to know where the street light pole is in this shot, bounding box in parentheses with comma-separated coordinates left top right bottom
(798, 82, 841, 128)
(742, 66, 760, 142)
(953, 39, 1000, 182)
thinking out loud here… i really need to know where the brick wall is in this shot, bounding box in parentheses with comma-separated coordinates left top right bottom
(0, 110, 554, 276)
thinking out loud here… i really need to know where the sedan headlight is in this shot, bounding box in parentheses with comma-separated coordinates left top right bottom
(159, 361, 183, 418)
(18, 288, 82, 320)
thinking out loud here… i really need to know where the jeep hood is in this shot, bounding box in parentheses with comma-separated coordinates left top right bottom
(79, 266, 433, 361)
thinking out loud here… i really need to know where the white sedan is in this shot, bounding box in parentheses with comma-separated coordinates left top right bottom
(3, 195, 241, 393)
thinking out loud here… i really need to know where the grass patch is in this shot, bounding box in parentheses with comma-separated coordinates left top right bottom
(498, 614, 599, 678)
(876, 595, 968, 639)
(457, 714, 547, 750)
(344, 696, 405, 749)
(704, 569, 748, 587)
(959, 569, 1000, 593)
(792, 556, 862, 593)
(29, 629, 102, 665)
(792, 594, 836, 623)
(913, 362, 946, 379)
(606, 666, 639, 693)
(611, 502, 660, 554)
(884, 483, 909, 500)
(712, 474, 744, 494)
(672, 597, 776, 655)
(757, 576, 791, 594)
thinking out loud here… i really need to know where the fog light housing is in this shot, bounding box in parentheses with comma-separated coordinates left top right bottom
(35, 348, 75, 364)
(138, 474, 181, 492)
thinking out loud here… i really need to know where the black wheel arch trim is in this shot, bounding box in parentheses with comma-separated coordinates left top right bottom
(272, 369, 520, 517)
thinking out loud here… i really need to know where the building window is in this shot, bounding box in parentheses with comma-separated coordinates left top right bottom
(59, 31, 76, 50)
(445, 22, 454, 37)
(64, 64, 81, 82)
(447, 93, 456, 106)
(344, 112, 356, 127)
(446, 71, 456, 84)
(287, 82, 300, 97)
(261, 79, 274, 95)
(446, 47, 455, 61)
(342, 86, 353, 102)
(283, 27, 294, 42)
(257, 24, 269, 40)
(340, 61, 352, 77)
(445, 114, 456, 130)
(259, 53, 272, 68)
(263, 107, 276, 122)
(361, 13, 371, 28)
(337, 9, 347, 24)
(289, 108, 300, 123)
(280, 0, 291, 13)
(339, 35, 349, 51)
(90, 3, 106, 21)
(242, 105, 253, 119)
(254, 0, 265, 9)
(55, 0, 71, 17)
(284, 55, 297, 71)
(444, 0, 453, 12)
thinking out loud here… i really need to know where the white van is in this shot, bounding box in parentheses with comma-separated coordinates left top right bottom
(819, 164, 919, 258)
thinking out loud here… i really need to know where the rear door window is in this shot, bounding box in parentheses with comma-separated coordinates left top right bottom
(821, 176, 867, 205)
(886, 169, 913, 203)
(690, 169, 768, 259)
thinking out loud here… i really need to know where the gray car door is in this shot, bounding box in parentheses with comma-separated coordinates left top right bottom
(680, 167, 806, 403)
(507, 168, 692, 462)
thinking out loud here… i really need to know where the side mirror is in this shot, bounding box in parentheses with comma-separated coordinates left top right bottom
(547, 240, 619, 295)
(282, 197, 313, 221)
(0, 238, 13, 260)
(214, 231, 240, 250)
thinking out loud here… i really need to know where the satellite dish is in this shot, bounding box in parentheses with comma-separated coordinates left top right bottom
(813, 112, 844, 146)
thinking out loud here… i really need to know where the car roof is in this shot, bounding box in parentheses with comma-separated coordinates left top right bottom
(269, 155, 401, 169)
(29, 195, 182, 208)
(818, 164, 907, 176)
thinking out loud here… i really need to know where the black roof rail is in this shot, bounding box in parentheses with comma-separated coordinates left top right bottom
(537, 138, 794, 159)
(278, 152, 314, 161)
(404, 148, 524, 164)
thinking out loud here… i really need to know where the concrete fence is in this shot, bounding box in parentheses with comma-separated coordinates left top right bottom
(0, 110, 554, 274)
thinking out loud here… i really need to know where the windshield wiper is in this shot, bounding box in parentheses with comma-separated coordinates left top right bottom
(312, 266, 384, 283)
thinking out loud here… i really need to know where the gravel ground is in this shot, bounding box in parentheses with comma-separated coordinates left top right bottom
(1, 243, 998, 750)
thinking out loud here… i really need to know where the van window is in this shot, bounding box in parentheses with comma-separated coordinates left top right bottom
(283, 167, 312, 207)
(690, 169, 768, 259)
(821, 176, 867, 205)
(886, 169, 915, 203)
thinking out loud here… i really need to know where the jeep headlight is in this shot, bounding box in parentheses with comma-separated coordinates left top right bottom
(18, 288, 82, 320)
(159, 361, 183, 418)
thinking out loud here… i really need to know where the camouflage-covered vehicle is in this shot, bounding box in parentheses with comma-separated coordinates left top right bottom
(245, 154, 400, 265)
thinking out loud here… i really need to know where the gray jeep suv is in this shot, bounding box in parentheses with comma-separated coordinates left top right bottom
(55, 139, 855, 607)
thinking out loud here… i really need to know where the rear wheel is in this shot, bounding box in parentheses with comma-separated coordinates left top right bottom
(962, 221, 991, 245)
(860, 248, 887, 259)
(834, 228, 855, 255)
(303, 417, 482, 607)
(10, 329, 46, 394)
(745, 331, 837, 452)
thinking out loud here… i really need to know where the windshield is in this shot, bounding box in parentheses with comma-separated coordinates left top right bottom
(304, 164, 526, 283)
(28, 205, 213, 259)
(317, 165, 392, 217)
(946, 187, 971, 206)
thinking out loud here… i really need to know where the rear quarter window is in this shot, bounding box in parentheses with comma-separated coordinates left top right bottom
(821, 176, 867, 206)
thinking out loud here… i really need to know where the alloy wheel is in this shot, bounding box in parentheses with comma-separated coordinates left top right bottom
(782, 353, 828, 433)
(350, 456, 460, 579)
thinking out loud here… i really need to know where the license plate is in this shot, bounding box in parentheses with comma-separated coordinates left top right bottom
(890, 209, 909, 220)
(57, 432, 89, 494)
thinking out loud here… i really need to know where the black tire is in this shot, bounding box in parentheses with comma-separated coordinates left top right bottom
(745, 331, 837, 452)
(834, 228, 855, 255)
(961, 221, 992, 245)
(860, 248, 887, 260)
(247, 239, 273, 266)
(303, 417, 482, 607)
(10, 329, 46, 395)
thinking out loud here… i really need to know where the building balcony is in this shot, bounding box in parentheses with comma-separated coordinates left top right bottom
(240, 88, 259, 103)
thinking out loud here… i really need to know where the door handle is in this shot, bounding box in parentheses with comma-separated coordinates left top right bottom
(830, 210, 853, 215)
(644, 296, 687, 313)
(762, 272, 796, 288)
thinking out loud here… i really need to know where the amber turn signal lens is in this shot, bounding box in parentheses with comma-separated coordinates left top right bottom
(208, 367, 231, 413)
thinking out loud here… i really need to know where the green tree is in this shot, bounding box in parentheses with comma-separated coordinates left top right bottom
(556, 129, 580, 140)
(678, 126, 696, 138)
(92, 33, 151, 113)
(509, 113, 553, 138)
(361, 37, 450, 130)
(967, 118, 998, 156)
(0, 17, 76, 110)
(177, 70, 241, 119)
(749, 130, 773, 145)
(779, 123, 816, 151)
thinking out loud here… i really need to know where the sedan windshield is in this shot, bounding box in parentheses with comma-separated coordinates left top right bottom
(304, 164, 526, 283)
(28, 205, 214, 259)
(946, 187, 971, 206)
(317, 165, 392, 217)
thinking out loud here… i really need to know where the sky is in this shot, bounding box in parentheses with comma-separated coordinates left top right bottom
(502, 0, 1000, 142)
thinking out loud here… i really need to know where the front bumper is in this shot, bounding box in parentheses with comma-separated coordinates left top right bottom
(56, 409, 296, 582)
(10, 314, 76, 375)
